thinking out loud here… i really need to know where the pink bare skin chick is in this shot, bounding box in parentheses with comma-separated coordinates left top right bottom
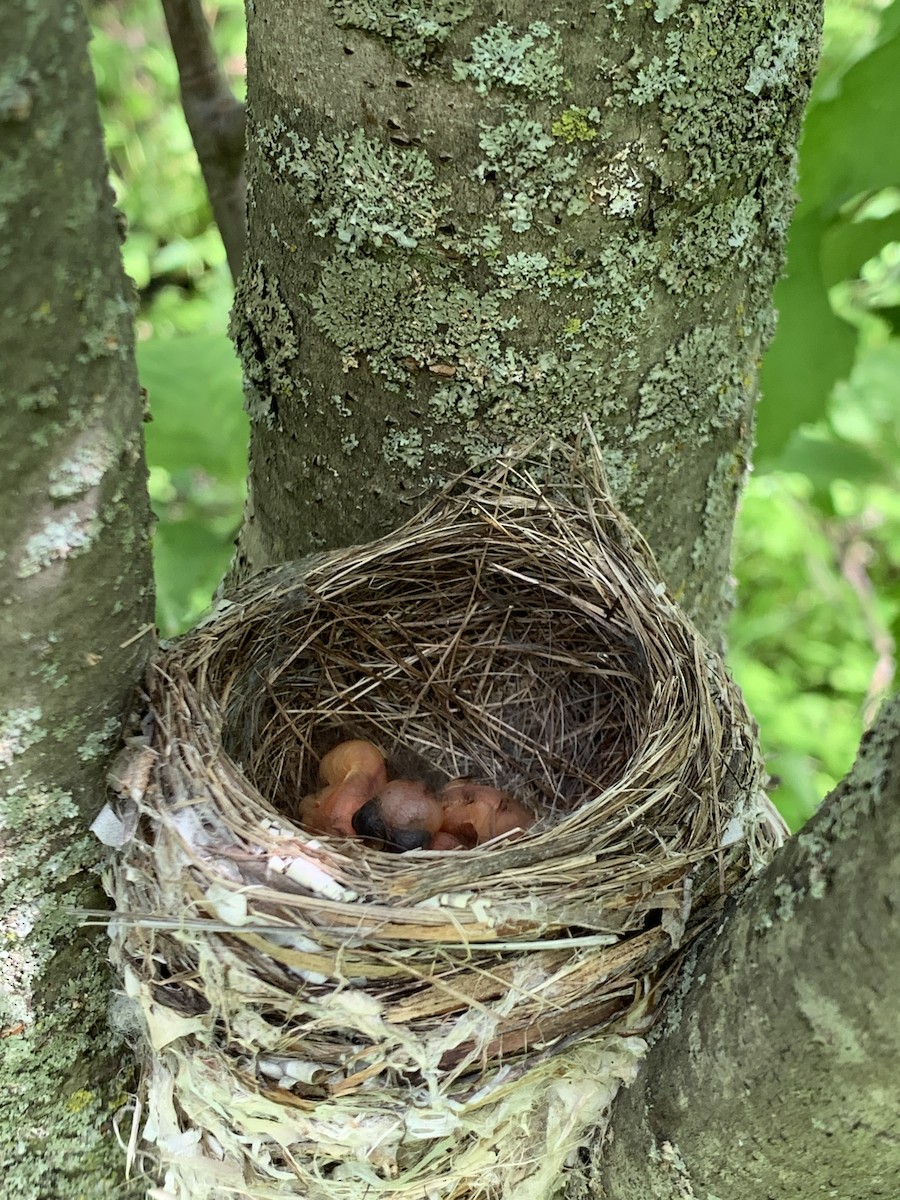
(299, 739, 387, 838)
(439, 779, 534, 847)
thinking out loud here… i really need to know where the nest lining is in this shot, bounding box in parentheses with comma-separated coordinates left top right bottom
(100, 446, 782, 1200)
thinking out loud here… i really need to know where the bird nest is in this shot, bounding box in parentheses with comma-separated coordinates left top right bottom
(97, 444, 782, 1200)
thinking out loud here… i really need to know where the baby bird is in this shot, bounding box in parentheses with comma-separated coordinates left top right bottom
(298, 741, 530, 854)
(439, 779, 534, 847)
(352, 780, 444, 852)
(299, 739, 387, 838)
(319, 739, 387, 790)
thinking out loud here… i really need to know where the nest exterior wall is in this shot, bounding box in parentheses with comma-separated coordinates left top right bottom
(98, 451, 782, 1199)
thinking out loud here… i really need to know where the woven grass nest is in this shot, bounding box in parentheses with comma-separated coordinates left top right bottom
(99, 444, 783, 1200)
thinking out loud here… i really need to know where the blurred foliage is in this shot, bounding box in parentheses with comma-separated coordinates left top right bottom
(758, 1, 900, 458)
(88, 0, 898, 830)
(741, 0, 900, 828)
(89, 0, 248, 636)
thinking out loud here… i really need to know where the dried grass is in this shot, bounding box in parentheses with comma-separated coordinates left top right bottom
(97, 440, 783, 1200)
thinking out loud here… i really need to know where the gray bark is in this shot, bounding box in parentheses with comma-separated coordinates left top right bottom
(231, 0, 821, 642)
(0, 2, 155, 1196)
(587, 695, 900, 1200)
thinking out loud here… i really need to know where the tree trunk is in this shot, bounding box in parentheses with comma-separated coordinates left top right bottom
(585, 695, 900, 1199)
(0, 2, 155, 1196)
(231, 0, 821, 642)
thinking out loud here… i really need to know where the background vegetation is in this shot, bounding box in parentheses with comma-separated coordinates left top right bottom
(87, 0, 898, 831)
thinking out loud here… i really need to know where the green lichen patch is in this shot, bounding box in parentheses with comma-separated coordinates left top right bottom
(327, 0, 473, 64)
(476, 117, 580, 232)
(47, 441, 113, 500)
(624, 8, 818, 199)
(77, 716, 121, 764)
(491, 251, 554, 299)
(442, 348, 571, 424)
(309, 253, 519, 391)
(389, 356, 639, 513)
(545, 233, 657, 358)
(602, 0, 637, 17)
(585, 143, 647, 219)
(17, 385, 59, 413)
(633, 325, 748, 445)
(0, 59, 35, 122)
(259, 119, 449, 252)
(658, 195, 763, 298)
(0, 783, 85, 929)
(0, 708, 46, 769)
(551, 106, 600, 144)
(426, 342, 619, 460)
(746, 16, 803, 97)
(0, 871, 145, 1200)
(453, 21, 563, 100)
(629, 49, 690, 108)
(308, 240, 626, 465)
(382, 425, 424, 469)
(77, 296, 132, 363)
(230, 260, 300, 425)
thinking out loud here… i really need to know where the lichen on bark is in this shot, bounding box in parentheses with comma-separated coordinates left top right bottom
(0, 2, 154, 1194)
(232, 0, 820, 641)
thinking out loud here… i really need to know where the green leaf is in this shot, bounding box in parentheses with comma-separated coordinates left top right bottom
(878, 0, 900, 44)
(153, 517, 235, 637)
(757, 211, 857, 461)
(777, 431, 884, 491)
(799, 28, 900, 215)
(821, 210, 900, 286)
(874, 304, 900, 335)
(766, 752, 831, 832)
(120, 231, 157, 291)
(831, 332, 900, 450)
(138, 329, 248, 482)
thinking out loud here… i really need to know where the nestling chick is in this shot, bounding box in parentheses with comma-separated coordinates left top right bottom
(429, 830, 466, 851)
(352, 780, 444, 852)
(439, 779, 534, 846)
(298, 739, 387, 838)
(319, 739, 387, 790)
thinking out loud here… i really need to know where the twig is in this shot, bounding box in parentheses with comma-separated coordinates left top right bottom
(160, 0, 246, 280)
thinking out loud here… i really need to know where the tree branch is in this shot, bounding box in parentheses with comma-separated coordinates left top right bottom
(160, 0, 246, 280)
(0, 3, 154, 1192)
(587, 696, 900, 1199)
